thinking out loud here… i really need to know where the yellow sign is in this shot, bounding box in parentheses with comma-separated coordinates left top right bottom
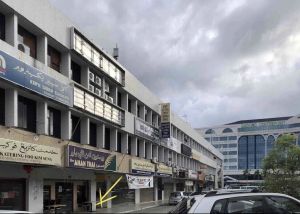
(157, 164, 172, 175)
(96, 176, 122, 207)
(131, 158, 155, 173)
(161, 103, 170, 123)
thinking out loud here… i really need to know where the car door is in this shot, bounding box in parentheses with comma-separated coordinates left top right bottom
(264, 195, 300, 213)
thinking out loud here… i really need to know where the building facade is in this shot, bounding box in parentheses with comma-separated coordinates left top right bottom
(197, 116, 300, 181)
(0, 0, 222, 212)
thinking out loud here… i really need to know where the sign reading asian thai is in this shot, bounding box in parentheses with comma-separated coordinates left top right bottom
(126, 174, 154, 189)
(0, 50, 73, 107)
(156, 164, 172, 176)
(135, 118, 159, 143)
(0, 138, 61, 166)
(66, 145, 116, 171)
(161, 103, 171, 123)
(131, 158, 155, 176)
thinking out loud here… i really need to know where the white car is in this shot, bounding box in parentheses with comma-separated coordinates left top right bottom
(188, 191, 300, 214)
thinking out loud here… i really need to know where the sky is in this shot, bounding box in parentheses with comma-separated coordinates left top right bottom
(49, 0, 300, 128)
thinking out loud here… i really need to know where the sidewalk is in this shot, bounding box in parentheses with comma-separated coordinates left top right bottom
(95, 200, 167, 213)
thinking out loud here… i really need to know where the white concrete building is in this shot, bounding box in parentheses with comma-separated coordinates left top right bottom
(0, 0, 222, 212)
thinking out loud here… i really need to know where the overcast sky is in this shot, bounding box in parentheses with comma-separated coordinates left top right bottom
(49, 0, 300, 128)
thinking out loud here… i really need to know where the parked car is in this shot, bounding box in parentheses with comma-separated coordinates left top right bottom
(169, 192, 190, 205)
(187, 191, 300, 214)
(0, 211, 32, 214)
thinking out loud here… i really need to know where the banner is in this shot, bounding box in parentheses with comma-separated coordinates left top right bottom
(0, 138, 62, 166)
(131, 158, 155, 175)
(0, 50, 73, 107)
(135, 118, 159, 143)
(126, 174, 153, 189)
(66, 145, 116, 171)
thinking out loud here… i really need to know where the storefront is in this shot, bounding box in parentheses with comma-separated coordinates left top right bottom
(156, 163, 173, 200)
(186, 170, 197, 192)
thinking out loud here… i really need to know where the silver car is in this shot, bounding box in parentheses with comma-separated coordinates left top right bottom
(169, 191, 189, 205)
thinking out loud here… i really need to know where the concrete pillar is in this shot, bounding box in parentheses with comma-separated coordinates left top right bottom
(121, 132, 128, 154)
(110, 128, 117, 151)
(153, 145, 158, 159)
(37, 35, 47, 65)
(81, 117, 90, 145)
(146, 142, 152, 160)
(61, 110, 71, 140)
(81, 66, 89, 88)
(5, 13, 18, 47)
(140, 105, 145, 120)
(154, 179, 158, 201)
(121, 92, 128, 110)
(27, 176, 43, 213)
(106, 178, 112, 208)
(135, 189, 140, 204)
(158, 147, 164, 163)
(131, 136, 138, 156)
(111, 86, 118, 105)
(139, 140, 145, 158)
(90, 179, 97, 211)
(97, 123, 105, 149)
(164, 149, 169, 164)
(5, 89, 18, 127)
(61, 52, 71, 78)
(37, 101, 47, 135)
(132, 100, 138, 116)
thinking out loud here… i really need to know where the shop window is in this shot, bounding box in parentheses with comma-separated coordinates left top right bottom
(0, 13, 5, 41)
(117, 92, 122, 107)
(90, 122, 97, 147)
(48, 107, 61, 138)
(128, 136, 132, 155)
(18, 25, 37, 59)
(43, 185, 51, 208)
(0, 88, 4, 125)
(77, 184, 88, 208)
(18, 96, 36, 132)
(137, 140, 140, 157)
(117, 132, 122, 153)
(71, 115, 80, 143)
(104, 127, 110, 150)
(128, 99, 132, 113)
(48, 45, 61, 72)
(137, 105, 140, 118)
(71, 61, 81, 84)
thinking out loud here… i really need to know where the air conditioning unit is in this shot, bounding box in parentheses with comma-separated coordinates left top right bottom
(104, 84, 110, 93)
(89, 71, 95, 82)
(88, 85, 94, 93)
(95, 88, 101, 97)
(151, 157, 158, 164)
(107, 96, 113, 103)
(18, 43, 30, 55)
(95, 76, 102, 86)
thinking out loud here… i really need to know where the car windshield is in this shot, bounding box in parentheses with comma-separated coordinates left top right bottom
(183, 192, 190, 196)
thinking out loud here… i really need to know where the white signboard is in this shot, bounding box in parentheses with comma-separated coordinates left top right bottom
(161, 103, 171, 123)
(135, 118, 159, 143)
(188, 170, 198, 179)
(126, 174, 153, 189)
(162, 138, 181, 153)
(0, 138, 62, 166)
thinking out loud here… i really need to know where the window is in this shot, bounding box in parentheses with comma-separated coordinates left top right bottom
(220, 137, 228, 141)
(0, 88, 4, 125)
(128, 99, 132, 113)
(18, 96, 36, 132)
(266, 135, 275, 155)
(137, 140, 140, 157)
(265, 196, 300, 213)
(226, 196, 265, 213)
(47, 107, 61, 138)
(71, 115, 80, 143)
(71, 61, 81, 84)
(48, 45, 61, 72)
(205, 129, 215, 134)
(228, 136, 237, 140)
(117, 92, 122, 107)
(90, 122, 97, 147)
(18, 26, 37, 58)
(128, 136, 132, 155)
(117, 132, 121, 153)
(0, 13, 5, 41)
(137, 105, 140, 118)
(210, 199, 226, 214)
(104, 127, 110, 150)
(223, 128, 233, 133)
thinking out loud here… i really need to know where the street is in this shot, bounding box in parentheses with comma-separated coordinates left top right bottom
(130, 205, 175, 213)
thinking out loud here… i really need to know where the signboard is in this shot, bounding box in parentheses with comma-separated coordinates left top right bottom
(185, 180, 193, 186)
(0, 50, 73, 107)
(66, 145, 116, 171)
(0, 138, 61, 166)
(188, 170, 198, 179)
(126, 174, 153, 189)
(135, 118, 159, 143)
(161, 123, 171, 138)
(131, 158, 155, 176)
(161, 103, 170, 123)
(181, 144, 192, 156)
(156, 164, 172, 176)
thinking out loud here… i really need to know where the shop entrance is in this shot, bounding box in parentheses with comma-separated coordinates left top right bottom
(55, 182, 73, 213)
(157, 178, 163, 200)
(0, 179, 25, 211)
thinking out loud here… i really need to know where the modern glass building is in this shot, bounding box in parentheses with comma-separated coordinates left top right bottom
(197, 116, 300, 180)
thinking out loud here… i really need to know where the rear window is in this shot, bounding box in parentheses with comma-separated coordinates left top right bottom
(171, 192, 181, 197)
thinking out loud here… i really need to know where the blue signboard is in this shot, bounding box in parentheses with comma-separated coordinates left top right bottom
(131, 169, 155, 176)
(161, 122, 171, 138)
(0, 50, 73, 106)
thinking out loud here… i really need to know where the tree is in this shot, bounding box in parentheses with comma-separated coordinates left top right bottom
(263, 133, 300, 199)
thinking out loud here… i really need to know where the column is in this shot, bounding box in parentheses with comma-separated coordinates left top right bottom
(61, 110, 71, 140)
(89, 179, 97, 211)
(61, 52, 71, 78)
(153, 145, 158, 159)
(97, 123, 105, 149)
(111, 86, 118, 105)
(5, 13, 18, 47)
(131, 136, 138, 156)
(121, 132, 128, 154)
(139, 139, 145, 158)
(154, 179, 158, 201)
(110, 128, 117, 151)
(5, 89, 18, 127)
(81, 66, 89, 88)
(140, 105, 145, 120)
(27, 175, 43, 213)
(37, 101, 48, 135)
(158, 147, 164, 163)
(80, 117, 90, 145)
(146, 142, 152, 160)
(121, 92, 128, 110)
(135, 189, 140, 204)
(106, 178, 112, 208)
(37, 35, 47, 66)
(132, 100, 138, 116)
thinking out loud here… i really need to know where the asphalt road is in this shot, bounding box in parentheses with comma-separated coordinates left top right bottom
(130, 205, 175, 213)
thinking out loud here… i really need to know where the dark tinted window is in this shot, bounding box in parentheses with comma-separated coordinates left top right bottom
(104, 127, 110, 150)
(71, 61, 81, 84)
(18, 25, 37, 58)
(117, 132, 121, 152)
(18, 96, 36, 132)
(90, 122, 97, 147)
(0, 13, 5, 41)
(48, 107, 61, 138)
(48, 45, 61, 72)
(128, 136, 132, 155)
(265, 196, 300, 213)
(0, 88, 4, 125)
(71, 115, 80, 143)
